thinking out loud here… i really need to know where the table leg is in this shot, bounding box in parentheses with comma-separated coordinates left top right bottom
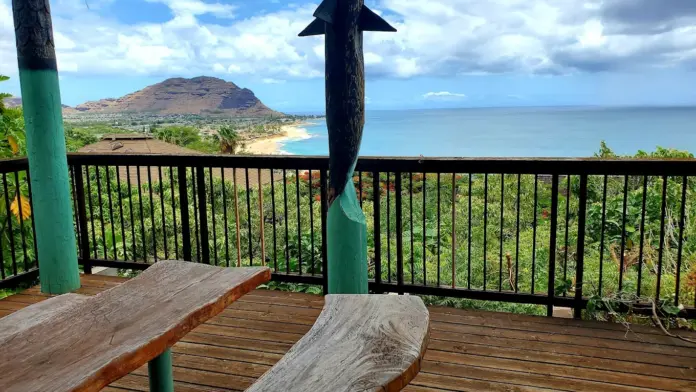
(148, 349, 174, 392)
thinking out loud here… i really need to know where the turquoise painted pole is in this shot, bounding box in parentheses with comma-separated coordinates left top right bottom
(12, 0, 80, 294)
(148, 349, 174, 392)
(300, 0, 395, 294)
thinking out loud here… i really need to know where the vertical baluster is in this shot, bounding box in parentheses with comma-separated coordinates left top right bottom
(126, 166, 137, 261)
(192, 168, 200, 261)
(618, 175, 629, 291)
(116, 167, 127, 259)
(74, 166, 90, 272)
(499, 174, 504, 292)
(358, 171, 363, 209)
(387, 172, 391, 283)
(169, 167, 179, 260)
(547, 175, 559, 317)
(233, 169, 242, 267)
(13, 171, 29, 269)
(675, 176, 687, 306)
(96, 166, 107, 259)
(270, 170, 277, 271)
(209, 167, 218, 265)
(3, 173, 17, 276)
(259, 169, 266, 266)
(177, 166, 191, 262)
(69, 166, 80, 255)
(373, 171, 382, 290)
(637, 176, 648, 297)
(656, 175, 668, 301)
(410, 173, 414, 285)
(395, 172, 403, 294)
(26, 171, 38, 265)
(320, 170, 329, 293)
(483, 173, 488, 291)
(531, 174, 538, 294)
(563, 175, 571, 295)
(452, 173, 456, 289)
(283, 169, 290, 273)
(515, 174, 521, 293)
(104, 167, 116, 259)
(422, 172, 427, 285)
(468, 173, 472, 289)
(436, 173, 441, 286)
(245, 168, 252, 266)
(309, 170, 315, 275)
(296, 169, 302, 274)
(137, 166, 147, 262)
(148, 166, 157, 261)
(160, 166, 169, 260)
(598, 175, 608, 295)
(85, 166, 98, 260)
(195, 166, 209, 264)
(574, 175, 588, 319)
(221, 169, 229, 266)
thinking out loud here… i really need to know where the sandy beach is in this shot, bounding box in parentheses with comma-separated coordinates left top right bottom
(245, 123, 312, 155)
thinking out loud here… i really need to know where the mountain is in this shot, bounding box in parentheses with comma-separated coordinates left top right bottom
(2, 96, 23, 108)
(72, 76, 280, 116)
(2, 96, 71, 110)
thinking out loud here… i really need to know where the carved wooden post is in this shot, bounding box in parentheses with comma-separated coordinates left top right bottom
(12, 0, 80, 294)
(300, 0, 395, 294)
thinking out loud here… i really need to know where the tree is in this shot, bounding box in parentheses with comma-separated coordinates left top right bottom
(0, 76, 26, 158)
(218, 126, 241, 154)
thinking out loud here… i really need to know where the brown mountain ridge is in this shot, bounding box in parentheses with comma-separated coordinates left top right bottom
(4, 76, 280, 116)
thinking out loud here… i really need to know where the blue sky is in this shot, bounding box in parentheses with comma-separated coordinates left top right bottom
(2, 0, 696, 112)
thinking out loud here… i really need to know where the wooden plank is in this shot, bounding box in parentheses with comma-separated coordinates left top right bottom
(420, 361, 654, 392)
(430, 309, 696, 348)
(173, 341, 283, 365)
(181, 331, 294, 354)
(0, 261, 270, 392)
(247, 295, 430, 392)
(428, 305, 696, 339)
(431, 320, 696, 358)
(427, 349, 696, 390)
(427, 339, 696, 381)
(431, 329, 696, 369)
(410, 372, 560, 392)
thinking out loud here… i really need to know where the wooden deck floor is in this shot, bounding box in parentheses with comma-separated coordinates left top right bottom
(1, 275, 696, 391)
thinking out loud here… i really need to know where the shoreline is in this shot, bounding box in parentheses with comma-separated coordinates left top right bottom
(245, 122, 314, 155)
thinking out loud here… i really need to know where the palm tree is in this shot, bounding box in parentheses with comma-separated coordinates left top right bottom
(218, 126, 241, 154)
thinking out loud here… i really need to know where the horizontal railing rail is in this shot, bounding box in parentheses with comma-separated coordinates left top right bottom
(1, 153, 694, 319)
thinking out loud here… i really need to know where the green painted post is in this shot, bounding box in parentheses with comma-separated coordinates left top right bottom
(300, 0, 395, 294)
(148, 349, 174, 392)
(12, 0, 79, 294)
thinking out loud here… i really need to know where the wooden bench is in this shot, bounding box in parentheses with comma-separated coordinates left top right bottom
(247, 294, 430, 392)
(0, 260, 270, 392)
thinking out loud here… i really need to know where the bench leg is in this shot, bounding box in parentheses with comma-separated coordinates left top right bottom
(148, 349, 174, 392)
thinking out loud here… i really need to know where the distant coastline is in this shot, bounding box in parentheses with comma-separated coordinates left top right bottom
(245, 121, 315, 155)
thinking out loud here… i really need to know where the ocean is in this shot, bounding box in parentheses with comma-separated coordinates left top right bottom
(283, 106, 696, 157)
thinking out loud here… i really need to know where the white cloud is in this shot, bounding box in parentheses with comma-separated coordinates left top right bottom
(262, 78, 286, 84)
(423, 91, 467, 99)
(1, 0, 695, 81)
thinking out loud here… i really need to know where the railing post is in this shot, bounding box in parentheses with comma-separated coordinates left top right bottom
(73, 165, 92, 274)
(547, 174, 559, 317)
(372, 171, 382, 293)
(574, 174, 588, 319)
(195, 166, 210, 264)
(395, 172, 404, 294)
(177, 167, 192, 262)
(320, 170, 329, 294)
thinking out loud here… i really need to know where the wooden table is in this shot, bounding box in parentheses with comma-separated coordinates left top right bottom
(0, 261, 270, 392)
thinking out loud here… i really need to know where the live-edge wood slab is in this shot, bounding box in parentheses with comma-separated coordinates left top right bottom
(0, 261, 270, 392)
(246, 294, 430, 392)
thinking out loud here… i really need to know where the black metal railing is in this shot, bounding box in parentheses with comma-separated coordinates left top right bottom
(1, 154, 695, 319)
(0, 158, 39, 288)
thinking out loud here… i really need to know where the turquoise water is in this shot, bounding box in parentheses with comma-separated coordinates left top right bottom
(283, 106, 696, 157)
